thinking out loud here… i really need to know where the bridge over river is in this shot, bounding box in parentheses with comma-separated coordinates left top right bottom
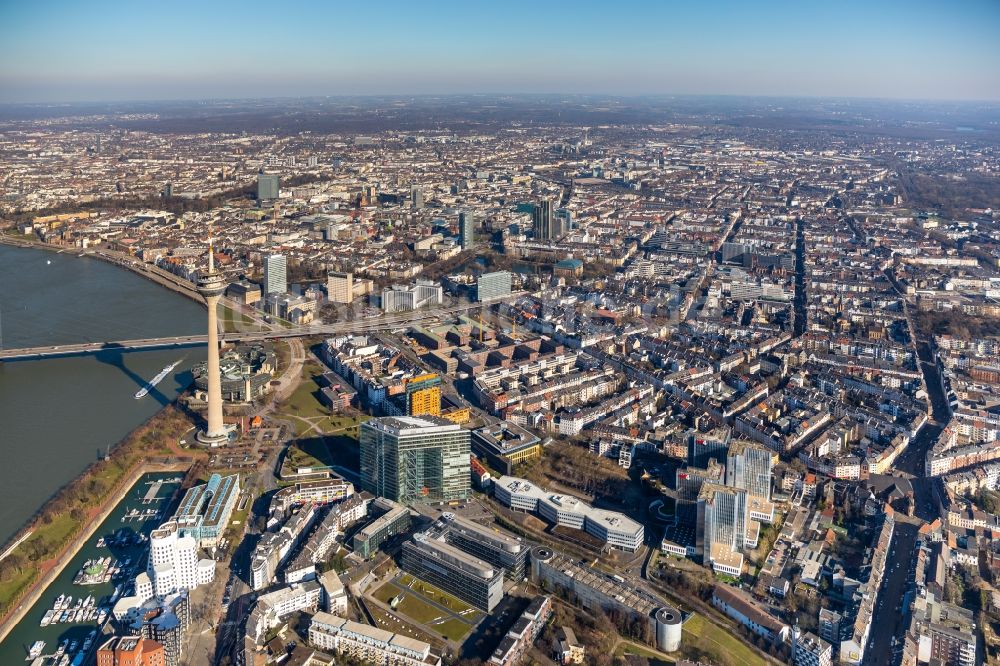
(0, 300, 501, 361)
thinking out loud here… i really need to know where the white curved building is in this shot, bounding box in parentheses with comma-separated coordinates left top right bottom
(145, 521, 215, 599)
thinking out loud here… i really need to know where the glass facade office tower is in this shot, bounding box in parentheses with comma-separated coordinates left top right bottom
(531, 199, 554, 240)
(257, 173, 280, 201)
(360, 416, 470, 504)
(263, 254, 287, 295)
(726, 439, 774, 500)
(459, 211, 474, 249)
(697, 483, 747, 568)
(476, 270, 512, 302)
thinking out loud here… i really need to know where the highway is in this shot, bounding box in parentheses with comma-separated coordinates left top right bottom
(0, 300, 510, 361)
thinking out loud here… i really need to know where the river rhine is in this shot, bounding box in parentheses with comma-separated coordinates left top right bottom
(0, 244, 206, 545)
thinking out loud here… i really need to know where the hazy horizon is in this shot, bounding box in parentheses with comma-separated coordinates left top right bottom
(3, 91, 1000, 109)
(2, 0, 999, 105)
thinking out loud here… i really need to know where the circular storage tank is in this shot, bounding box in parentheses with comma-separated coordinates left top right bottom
(655, 606, 683, 653)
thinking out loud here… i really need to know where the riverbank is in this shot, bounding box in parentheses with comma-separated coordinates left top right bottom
(0, 403, 205, 634)
(0, 233, 205, 306)
(0, 461, 193, 645)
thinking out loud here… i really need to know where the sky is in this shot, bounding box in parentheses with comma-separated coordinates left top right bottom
(1, 0, 999, 104)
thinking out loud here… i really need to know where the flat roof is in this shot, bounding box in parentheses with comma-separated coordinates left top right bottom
(496, 475, 643, 535)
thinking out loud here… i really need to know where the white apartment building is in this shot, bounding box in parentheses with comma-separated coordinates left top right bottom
(309, 612, 441, 666)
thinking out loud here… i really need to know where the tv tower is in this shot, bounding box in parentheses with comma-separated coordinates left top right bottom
(196, 224, 229, 446)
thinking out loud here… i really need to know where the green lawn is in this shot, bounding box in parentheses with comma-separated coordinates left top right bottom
(277, 360, 370, 436)
(682, 614, 768, 666)
(219, 304, 260, 333)
(30, 514, 78, 552)
(375, 583, 448, 624)
(431, 617, 474, 642)
(287, 364, 326, 411)
(285, 440, 329, 469)
(397, 573, 474, 614)
(281, 429, 364, 476)
(367, 604, 443, 647)
(374, 574, 480, 641)
(0, 567, 37, 612)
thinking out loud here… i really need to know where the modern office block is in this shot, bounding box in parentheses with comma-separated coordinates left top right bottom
(405, 374, 441, 417)
(697, 482, 748, 576)
(257, 173, 280, 201)
(172, 473, 240, 548)
(263, 254, 287, 295)
(531, 199, 554, 240)
(360, 416, 470, 504)
(433, 513, 527, 580)
(477, 270, 512, 303)
(327, 271, 354, 304)
(554, 207, 573, 236)
(400, 532, 505, 612)
(726, 439, 774, 500)
(380, 280, 443, 312)
(352, 498, 411, 559)
(459, 211, 474, 249)
(689, 427, 731, 468)
(494, 476, 643, 552)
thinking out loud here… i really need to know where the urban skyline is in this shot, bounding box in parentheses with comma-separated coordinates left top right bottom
(1, 4, 999, 666)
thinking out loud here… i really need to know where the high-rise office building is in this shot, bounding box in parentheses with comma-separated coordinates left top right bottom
(401, 532, 505, 612)
(257, 173, 280, 201)
(405, 374, 442, 417)
(360, 416, 470, 504)
(697, 483, 748, 576)
(689, 427, 731, 468)
(263, 254, 287, 295)
(477, 271, 512, 302)
(726, 439, 774, 501)
(531, 199, 554, 240)
(327, 271, 354, 304)
(459, 211, 474, 249)
(411, 186, 424, 210)
(554, 208, 573, 236)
